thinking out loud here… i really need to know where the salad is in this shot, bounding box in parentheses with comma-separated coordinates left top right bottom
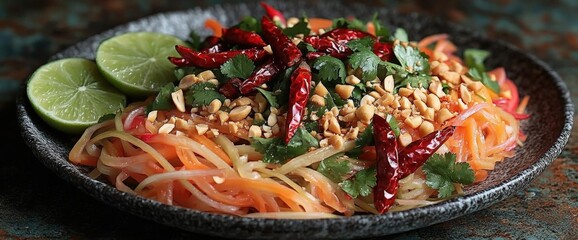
(26, 2, 530, 218)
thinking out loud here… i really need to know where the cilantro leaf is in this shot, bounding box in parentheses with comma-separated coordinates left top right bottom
(464, 48, 489, 70)
(464, 49, 501, 93)
(236, 16, 261, 32)
(283, 18, 311, 37)
(348, 50, 381, 81)
(298, 41, 317, 53)
(312, 56, 347, 83)
(184, 82, 225, 107)
(220, 54, 255, 79)
(386, 114, 400, 137)
(271, 65, 296, 106)
(422, 153, 475, 198)
(256, 88, 279, 108)
(346, 37, 375, 52)
(146, 83, 178, 113)
(392, 28, 408, 42)
(317, 153, 351, 182)
(380, 61, 431, 90)
(393, 43, 430, 74)
(339, 167, 377, 198)
(347, 123, 374, 157)
(331, 17, 367, 31)
(250, 127, 319, 164)
(186, 31, 202, 50)
(371, 13, 390, 40)
(398, 73, 431, 89)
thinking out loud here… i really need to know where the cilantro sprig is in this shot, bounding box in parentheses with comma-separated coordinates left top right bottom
(251, 127, 319, 164)
(339, 168, 377, 198)
(312, 56, 347, 83)
(184, 82, 226, 107)
(220, 54, 255, 79)
(464, 49, 500, 93)
(317, 153, 351, 182)
(422, 153, 475, 198)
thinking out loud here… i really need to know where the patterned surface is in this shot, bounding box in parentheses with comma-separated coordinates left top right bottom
(1, 0, 577, 239)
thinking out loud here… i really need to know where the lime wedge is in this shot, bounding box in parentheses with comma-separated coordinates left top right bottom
(95, 32, 185, 97)
(26, 58, 127, 134)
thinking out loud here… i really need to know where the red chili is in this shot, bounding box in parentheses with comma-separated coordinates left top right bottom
(321, 28, 373, 44)
(261, 16, 302, 67)
(304, 35, 352, 59)
(398, 126, 457, 178)
(305, 51, 328, 60)
(199, 36, 222, 53)
(240, 58, 284, 94)
(168, 45, 267, 69)
(284, 61, 311, 143)
(372, 114, 400, 214)
(222, 27, 267, 47)
(218, 78, 242, 99)
(373, 41, 394, 61)
(259, 2, 286, 26)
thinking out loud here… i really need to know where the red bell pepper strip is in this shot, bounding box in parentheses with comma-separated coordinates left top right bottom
(372, 114, 400, 213)
(168, 45, 267, 69)
(222, 27, 267, 47)
(261, 16, 302, 67)
(259, 2, 286, 26)
(240, 57, 284, 94)
(284, 61, 311, 143)
(398, 126, 456, 178)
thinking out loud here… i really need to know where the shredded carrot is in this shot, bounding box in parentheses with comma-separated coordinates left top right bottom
(189, 133, 232, 165)
(366, 22, 375, 36)
(308, 18, 333, 34)
(516, 96, 530, 114)
(204, 18, 224, 37)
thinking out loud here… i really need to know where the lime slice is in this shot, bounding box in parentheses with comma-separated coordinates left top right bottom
(26, 58, 127, 134)
(95, 32, 186, 97)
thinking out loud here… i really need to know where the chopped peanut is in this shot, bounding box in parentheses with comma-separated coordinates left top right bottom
(356, 104, 374, 123)
(310, 94, 326, 106)
(208, 99, 222, 114)
(171, 89, 186, 112)
(346, 75, 361, 85)
(383, 75, 394, 93)
(335, 84, 354, 99)
(229, 106, 252, 121)
(198, 70, 216, 80)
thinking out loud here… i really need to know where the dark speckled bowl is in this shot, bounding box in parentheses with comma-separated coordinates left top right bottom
(15, 1, 574, 239)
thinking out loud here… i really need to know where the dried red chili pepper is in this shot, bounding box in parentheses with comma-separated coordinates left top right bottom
(398, 126, 457, 178)
(218, 78, 242, 99)
(372, 114, 400, 214)
(222, 27, 267, 47)
(321, 28, 374, 44)
(284, 61, 311, 143)
(261, 16, 302, 67)
(199, 36, 221, 52)
(303, 35, 352, 59)
(372, 41, 394, 61)
(305, 52, 327, 60)
(168, 45, 267, 69)
(239, 58, 284, 94)
(259, 2, 286, 26)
